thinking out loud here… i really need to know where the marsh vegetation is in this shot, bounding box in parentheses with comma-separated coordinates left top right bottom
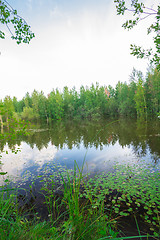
(0, 66, 160, 239)
(0, 118, 160, 239)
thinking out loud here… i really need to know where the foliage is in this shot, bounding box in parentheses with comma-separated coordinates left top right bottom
(144, 68, 160, 116)
(134, 78, 147, 119)
(0, 118, 159, 238)
(3, 96, 14, 128)
(21, 107, 37, 121)
(1, 158, 159, 239)
(0, 67, 160, 122)
(48, 89, 64, 120)
(82, 161, 160, 238)
(114, 0, 160, 70)
(0, 0, 35, 44)
(0, 185, 59, 240)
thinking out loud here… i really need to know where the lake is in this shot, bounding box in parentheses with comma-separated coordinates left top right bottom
(0, 118, 160, 186)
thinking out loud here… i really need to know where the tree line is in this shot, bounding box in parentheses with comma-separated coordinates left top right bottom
(0, 68, 160, 127)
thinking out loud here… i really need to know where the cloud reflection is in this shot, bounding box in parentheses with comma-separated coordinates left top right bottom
(0, 142, 57, 183)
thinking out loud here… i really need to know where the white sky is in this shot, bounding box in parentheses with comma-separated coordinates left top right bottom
(0, 0, 158, 100)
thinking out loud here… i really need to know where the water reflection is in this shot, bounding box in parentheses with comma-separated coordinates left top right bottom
(0, 118, 160, 183)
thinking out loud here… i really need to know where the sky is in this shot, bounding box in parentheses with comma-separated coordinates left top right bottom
(0, 0, 159, 100)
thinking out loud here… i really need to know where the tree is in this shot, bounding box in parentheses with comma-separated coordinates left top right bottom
(47, 89, 64, 120)
(21, 106, 35, 121)
(37, 91, 48, 121)
(0, 0, 34, 44)
(31, 90, 40, 120)
(3, 95, 14, 128)
(128, 78, 137, 116)
(145, 67, 160, 115)
(114, 0, 160, 70)
(12, 97, 24, 113)
(23, 92, 32, 108)
(134, 77, 147, 119)
(107, 85, 118, 117)
(63, 86, 75, 119)
(0, 101, 5, 133)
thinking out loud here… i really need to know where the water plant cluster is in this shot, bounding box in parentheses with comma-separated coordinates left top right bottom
(0, 159, 159, 239)
(0, 118, 159, 239)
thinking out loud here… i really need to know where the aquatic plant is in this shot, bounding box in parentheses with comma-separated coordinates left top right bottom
(82, 161, 160, 238)
(1, 158, 159, 239)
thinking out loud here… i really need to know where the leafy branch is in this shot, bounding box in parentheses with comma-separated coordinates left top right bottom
(114, 0, 160, 70)
(0, 0, 35, 44)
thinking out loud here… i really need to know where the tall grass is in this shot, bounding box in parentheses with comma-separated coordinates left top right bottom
(0, 120, 159, 239)
(1, 160, 159, 239)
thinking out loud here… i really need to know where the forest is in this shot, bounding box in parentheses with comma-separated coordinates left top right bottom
(0, 67, 160, 127)
(1, 1, 160, 239)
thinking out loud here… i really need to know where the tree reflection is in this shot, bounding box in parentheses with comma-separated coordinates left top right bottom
(0, 118, 160, 164)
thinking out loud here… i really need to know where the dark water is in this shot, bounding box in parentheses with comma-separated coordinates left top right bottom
(1, 118, 160, 237)
(0, 118, 160, 185)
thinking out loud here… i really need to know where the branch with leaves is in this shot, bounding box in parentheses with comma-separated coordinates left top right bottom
(114, 0, 160, 70)
(0, 0, 35, 44)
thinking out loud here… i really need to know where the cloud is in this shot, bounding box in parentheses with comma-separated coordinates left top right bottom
(27, 0, 32, 11)
(49, 6, 63, 19)
(0, 142, 57, 183)
(0, 0, 153, 100)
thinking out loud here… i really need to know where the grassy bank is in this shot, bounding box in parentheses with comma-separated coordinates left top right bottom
(0, 161, 160, 240)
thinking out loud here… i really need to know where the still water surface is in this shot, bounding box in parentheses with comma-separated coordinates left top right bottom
(0, 118, 160, 185)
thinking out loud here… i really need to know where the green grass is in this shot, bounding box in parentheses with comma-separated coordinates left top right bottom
(0, 160, 159, 239)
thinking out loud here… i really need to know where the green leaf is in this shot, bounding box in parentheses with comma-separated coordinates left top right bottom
(0, 172, 7, 175)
